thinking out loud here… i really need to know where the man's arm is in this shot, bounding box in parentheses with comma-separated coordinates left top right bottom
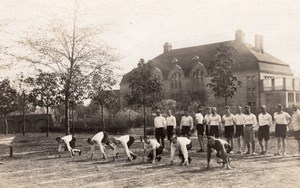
(173, 116, 177, 129)
(268, 114, 272, 127)
(152, 148, 156, 164)
(190, 116, 194, 130)
(90, 144, 95, 159)
(181, 144, 189, 165)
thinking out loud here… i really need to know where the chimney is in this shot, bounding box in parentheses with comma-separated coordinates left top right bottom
(163, 42, 172, 53)
(235, 30, 245, 42)
(255, 34, 264, 53)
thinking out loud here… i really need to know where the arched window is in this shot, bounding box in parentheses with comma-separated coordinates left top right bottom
(171, 72, 181, 89)
(192, 70, 204, 87)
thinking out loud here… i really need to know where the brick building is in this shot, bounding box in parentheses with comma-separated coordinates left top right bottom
(120, 30, 298, 114)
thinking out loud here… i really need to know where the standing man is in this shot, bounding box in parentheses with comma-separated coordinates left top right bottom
(154, 109, 166, 149)
(180, 110, 193, 137)
(244, 106, 257, 155)
(110, 135, 137, 162)
(234, 106, 246, 154)
(257, 105, 272, 155)
(56, 135, 82, 158)
(204, 107, 212, 136)
(291, 104, 300, 155)
(195, 108, 205, 152)
(87, 131, 117, 160)
(222, 106, 235, 148)
(273, 104, 292, 156)
(170, 135, 192, 165)
(166, 109, 177, 144)
(207, 107, 222, 138)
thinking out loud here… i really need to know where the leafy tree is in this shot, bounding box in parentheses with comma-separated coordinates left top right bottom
(125, 59, 162, 137)
(0, 79, 18, 135)
(206, 44, 241, 105)
(25, 70, 60, 137)
(16, 13, 119, 134)
(89, 69, 117, 131)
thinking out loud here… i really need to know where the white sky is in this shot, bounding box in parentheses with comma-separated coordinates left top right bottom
(1, 0, 300, 87)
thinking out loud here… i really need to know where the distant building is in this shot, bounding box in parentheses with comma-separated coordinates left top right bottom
(121, 30, 298, 113)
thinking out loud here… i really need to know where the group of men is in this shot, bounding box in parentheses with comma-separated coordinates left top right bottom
(55, 103, 300, 170)
(153, 104, 300, 156)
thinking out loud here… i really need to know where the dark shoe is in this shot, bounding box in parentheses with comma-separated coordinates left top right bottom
(188, 158, 192, 164)
(156, 156, 162, 162)
(132, 155, 137, 160)
(197, 149, 204, 153)
(245, 151, 250, 154)
(79, 150, 82, 156)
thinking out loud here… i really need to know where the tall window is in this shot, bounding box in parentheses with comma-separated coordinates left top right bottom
(296, 93, 300, 103)
(192, 70, 204, 87)
(171, 72, 181, 89)
(288, 93, 294, 103)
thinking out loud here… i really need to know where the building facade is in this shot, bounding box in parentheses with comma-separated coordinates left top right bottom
(120, 30, 297, 114)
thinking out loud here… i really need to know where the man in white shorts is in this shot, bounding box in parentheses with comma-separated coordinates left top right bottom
(111, 135, 137, 162)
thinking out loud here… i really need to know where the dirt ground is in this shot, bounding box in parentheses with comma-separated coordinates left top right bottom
(0, 133, 299, 188)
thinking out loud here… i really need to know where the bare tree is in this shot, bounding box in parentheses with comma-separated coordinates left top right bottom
(15, 11, 120, 134)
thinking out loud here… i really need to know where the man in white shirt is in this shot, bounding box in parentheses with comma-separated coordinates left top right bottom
(257, 105, 272, 155)
(170, 135, 192, 165)
(154, 110, 166, 148)
(291, 104, 300, 155)
(234, 106, 246, 154)
(180, 110, 193, 137)
(207, 107, 221, 138)
(222, 106, 235, 148)
(244, 106, 257, 155)
(204, 107, 212, 136)
(166, 110, 177, 144)
(111, 135, 137, 162)
(195, 108, 205, 152)
(273, 104, 291, 156)
(143, 136, 163, 164)
(56, 135, 82, 158)
(87, 131, 117, 160)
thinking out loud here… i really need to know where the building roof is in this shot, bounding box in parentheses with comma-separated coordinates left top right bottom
(121, 36, 293, 84)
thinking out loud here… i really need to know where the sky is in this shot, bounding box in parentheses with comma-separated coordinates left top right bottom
(1, 0, 300, 88)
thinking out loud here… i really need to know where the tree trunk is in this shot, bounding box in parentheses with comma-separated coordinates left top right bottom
(65, 94, 70, 135)
(101, 105, 104, 131)
(225, 96, 228, 106)
(46, 106, 49, 137)
(22, 96, 25, 136)
(143, 105, 146, 137)
(71, 104, 74, 135)
(4, 114, 8, 135)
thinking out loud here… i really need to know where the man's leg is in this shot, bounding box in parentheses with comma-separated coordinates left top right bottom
(237, 137, 241, 153)
(265, 140, 268, 154)
(259, 140, 264, 154)
(298, 140, 300, 154)
(282, 138, 286, 155)
(276, 137, 281, 155)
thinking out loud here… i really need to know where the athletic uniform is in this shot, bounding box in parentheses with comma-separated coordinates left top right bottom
(146, 139, 163, 161)
(292, 109, 300, 140)
(166, 115, 177, 140)
(171, 137, 192, 165)
(274, 112, 291, 138)
(234, 113, 245, 137)
(154, 115, 166, 148)
(180, 115, 193, 136)
(195, 113, 204, 136)
(258, 113, 272, 141)
(207, 138, 232, 165)
(222, 114, 235, 138)
(114, 135, 137, 159)
(244, 113, 257, 143)
(57, 135, 81, 157)
(90, 131, 116, 158)
(208, 114, 221, 138)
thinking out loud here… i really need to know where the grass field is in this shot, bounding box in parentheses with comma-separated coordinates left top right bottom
(0, 133, 299, 188)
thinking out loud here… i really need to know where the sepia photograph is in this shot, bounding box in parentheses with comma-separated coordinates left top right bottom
(0, 0, 300, 187)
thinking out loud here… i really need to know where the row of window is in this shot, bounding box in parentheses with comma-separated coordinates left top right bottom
(288, 93, 300, 103)
(170, 70, 204, 89)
